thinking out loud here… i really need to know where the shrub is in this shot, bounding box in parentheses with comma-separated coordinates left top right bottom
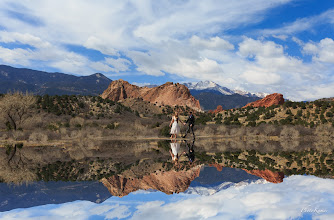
(106, 123, 116, 129)
(159, 126, 170, 137)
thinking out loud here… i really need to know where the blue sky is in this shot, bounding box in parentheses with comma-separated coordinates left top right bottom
(0, 0, 334, 100)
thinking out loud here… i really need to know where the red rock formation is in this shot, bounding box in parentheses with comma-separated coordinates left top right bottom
(244, 93, 284, 108)
(208, 105, 223, 114)
(101, 166, 202, 197)
(242, 169, 284, 183)
(101, 80, 202, 111)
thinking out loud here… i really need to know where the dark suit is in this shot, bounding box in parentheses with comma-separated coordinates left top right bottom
(184, 114, 195, 137)
(184, 139, 195, 162)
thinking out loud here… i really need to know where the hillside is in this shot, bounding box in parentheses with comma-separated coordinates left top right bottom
(212, 100, 334, 127)
(0, 65, 112, 95)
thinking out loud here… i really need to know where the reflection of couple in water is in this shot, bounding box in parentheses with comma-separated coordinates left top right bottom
(169, 111, 195, 139)
(169, 139, 195, 163)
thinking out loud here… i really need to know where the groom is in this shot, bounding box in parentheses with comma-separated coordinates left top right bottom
(183, 111, 195, 138)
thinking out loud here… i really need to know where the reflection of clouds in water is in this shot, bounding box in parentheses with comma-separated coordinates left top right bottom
(1, 175, 333, 220)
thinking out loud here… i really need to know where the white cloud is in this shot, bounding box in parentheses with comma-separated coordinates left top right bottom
(0, 31, 51, 48)
(1, 175, 332, 220)
(0, 0, 333, 100)
(132, 82, 151, 87)
(89, 61, 114, 72)
(190, 36, 234, 50)
(272, 35, 288, 41)
(0, 46, 32, 65)
(241, 68, 281, 85)
(303, 38, 334, 63)
(84, 36, 120, 56)
(105, 57, 131, 72)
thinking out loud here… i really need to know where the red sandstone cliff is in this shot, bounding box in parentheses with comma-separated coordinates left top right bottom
(244, 93, 284, 108)
(101, 80, 202, 111)
(101, 166, 202, 197)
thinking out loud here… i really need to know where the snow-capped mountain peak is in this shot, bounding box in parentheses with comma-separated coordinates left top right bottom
(184, 81, 268, 98)
(184, 81, 234, 95)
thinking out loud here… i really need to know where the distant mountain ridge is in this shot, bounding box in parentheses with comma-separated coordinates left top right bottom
(0, 65, 112, 95)
(184, 80, 268, 98)
(182, 81, 269, 110)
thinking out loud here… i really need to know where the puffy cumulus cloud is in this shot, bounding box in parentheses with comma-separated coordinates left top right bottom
(236, 37, 334, 100)
(239, 38, 284, 58)
(303, 38, 334, 63)
(0, 175, 333, 220)
(241, 67, 281, 85)
(165, 58, 223, 76)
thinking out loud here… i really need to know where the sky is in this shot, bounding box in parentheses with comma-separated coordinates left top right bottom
(0, 175, 333, 219)
(0, 0, 334, 101)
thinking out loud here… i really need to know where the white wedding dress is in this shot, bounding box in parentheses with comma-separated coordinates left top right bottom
(170, 142, 180, 161)
(170, 116, 180, 135)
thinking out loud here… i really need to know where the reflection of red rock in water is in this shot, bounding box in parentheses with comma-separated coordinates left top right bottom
(210, 164, 284, 183)
(101, 166, 202, 197)
(244, 93, 284, 108)
(242, 169, 284, 183)
(208, 163, 223, 171)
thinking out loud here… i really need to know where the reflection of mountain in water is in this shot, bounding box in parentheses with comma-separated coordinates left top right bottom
(191, 166, 261, 187)
(102, 165, 268, 197)
(0, 181, 110, 212)
(185, 166, 264, 195)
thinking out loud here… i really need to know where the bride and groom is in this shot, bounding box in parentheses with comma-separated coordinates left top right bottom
(169, 111, 195, 139)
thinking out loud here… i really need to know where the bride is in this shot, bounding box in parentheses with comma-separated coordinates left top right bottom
(169, 112, 180, 139)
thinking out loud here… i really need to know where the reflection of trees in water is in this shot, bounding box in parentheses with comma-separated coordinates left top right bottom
(0, 145, 37, 184)
(1, 136, 333, 184)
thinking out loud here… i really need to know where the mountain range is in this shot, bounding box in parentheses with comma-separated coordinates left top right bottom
(184, 81, 268, 98)
(0, 65, 270, 110)
(0, 65, 112, 95)
(183, 81, 267, 110)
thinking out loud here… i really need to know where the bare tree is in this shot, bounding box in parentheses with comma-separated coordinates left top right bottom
(0, 92, 36, 131)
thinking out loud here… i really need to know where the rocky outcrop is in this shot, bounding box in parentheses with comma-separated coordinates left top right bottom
(101, 80, 202, 111)
(244, 93, 284, 108)
(101, 166, 202, 197)
(243, 169, 284, 183)
(208, 105, 223, 114)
